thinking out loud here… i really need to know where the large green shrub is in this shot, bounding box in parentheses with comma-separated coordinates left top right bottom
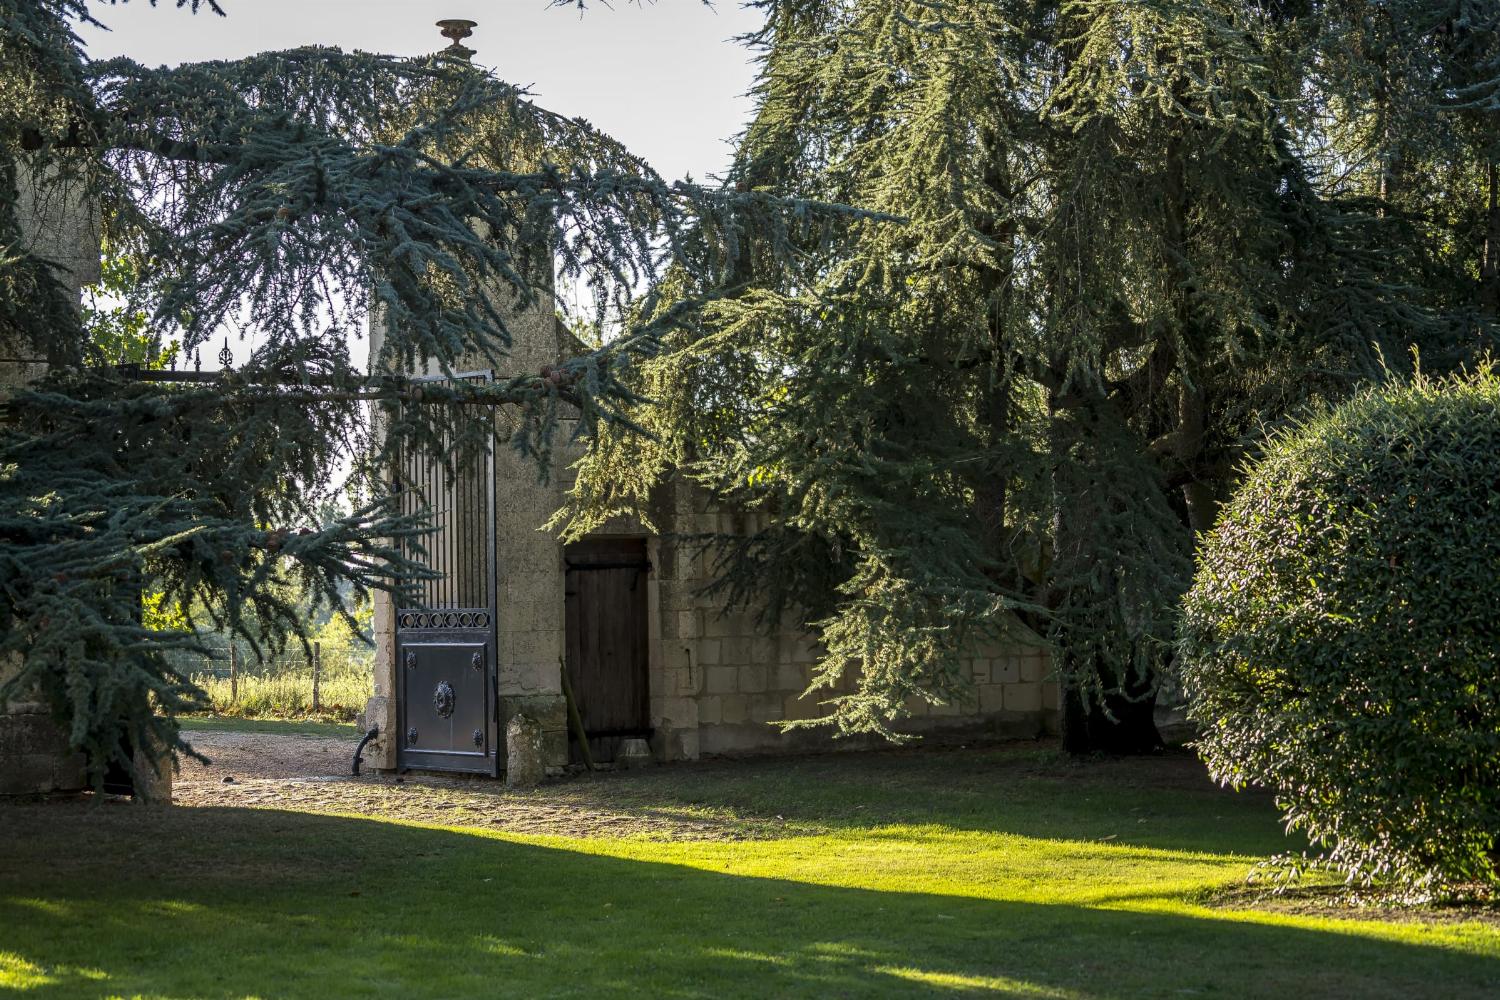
(1180, 371, 1500, 897)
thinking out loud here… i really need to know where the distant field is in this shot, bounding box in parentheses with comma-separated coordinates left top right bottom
(190, 668, 371, 723)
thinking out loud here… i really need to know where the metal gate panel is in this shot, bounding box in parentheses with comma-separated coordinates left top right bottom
(399, 641, 491, 772)
(394, 371, 499, 775)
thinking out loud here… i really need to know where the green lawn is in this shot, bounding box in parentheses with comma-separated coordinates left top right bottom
(1, 746, 1496, 998)
(176, 714, 358, 740)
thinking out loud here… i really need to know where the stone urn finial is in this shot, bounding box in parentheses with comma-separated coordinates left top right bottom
(436, 19, 478, 61)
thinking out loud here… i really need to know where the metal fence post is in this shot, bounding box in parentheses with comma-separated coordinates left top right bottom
(229, 644, 238, 704)
(312, 640, 321, 713)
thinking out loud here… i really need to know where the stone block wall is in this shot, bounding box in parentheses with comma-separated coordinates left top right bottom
(0, 700, 87, 796)
(645, 482, 1059, 757)
(367, 281, 575, 775)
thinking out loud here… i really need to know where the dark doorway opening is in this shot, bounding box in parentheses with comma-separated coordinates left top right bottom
(564, 538, 652, 764)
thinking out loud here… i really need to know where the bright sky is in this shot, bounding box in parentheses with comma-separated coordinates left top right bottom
(77, 0, 764, 181)
(74, 0, 766, 366)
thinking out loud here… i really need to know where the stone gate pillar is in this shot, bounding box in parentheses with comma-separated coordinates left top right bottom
(1, 160, 100, 796)
(365, 282, 574, 776)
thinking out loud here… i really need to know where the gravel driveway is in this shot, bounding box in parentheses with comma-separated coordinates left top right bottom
(171, 726, 755, 840)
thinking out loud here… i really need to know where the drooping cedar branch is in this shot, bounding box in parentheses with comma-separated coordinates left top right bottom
(558, 0, 1500, 752)
(0, 0, 856, 790)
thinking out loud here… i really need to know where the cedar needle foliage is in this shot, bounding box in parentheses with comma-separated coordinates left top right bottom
(0, 0, 846, 790)
(560, 0, 1500, 751)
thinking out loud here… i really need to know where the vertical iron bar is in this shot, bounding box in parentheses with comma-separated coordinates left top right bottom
(444, 408, 453, 608)
(430, 414, 439, 608)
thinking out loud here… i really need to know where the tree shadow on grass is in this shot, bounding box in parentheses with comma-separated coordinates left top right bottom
(580, 745, 1291, 856)
(1, 805, 1495, 999)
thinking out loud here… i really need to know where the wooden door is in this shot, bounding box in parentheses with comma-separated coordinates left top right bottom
(564, 539, 651, 763)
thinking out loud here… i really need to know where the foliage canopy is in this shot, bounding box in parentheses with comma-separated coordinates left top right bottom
(1181, 369, 1500, 897)
(0, 0, 834, 787)
(561, 0, 1500, 751)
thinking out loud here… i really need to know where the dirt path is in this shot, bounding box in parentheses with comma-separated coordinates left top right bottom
(179, 729, 352, 782)
(172, 728, 757, 840)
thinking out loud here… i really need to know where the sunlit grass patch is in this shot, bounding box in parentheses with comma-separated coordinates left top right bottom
(2, 746, 1496, 998)
(0, 952, 51, 990)
(0, 952, 108, 991)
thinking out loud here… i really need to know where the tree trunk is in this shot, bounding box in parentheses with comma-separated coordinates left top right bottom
(973, 123, 1014, 561)
(1047, 393, 1165, 756)
(1482, 162, 1499, 316)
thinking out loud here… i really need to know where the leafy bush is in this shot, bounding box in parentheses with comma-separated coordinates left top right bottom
(1180, 371, 1500, 897)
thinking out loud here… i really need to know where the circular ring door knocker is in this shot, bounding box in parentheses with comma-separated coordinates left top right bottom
(433, 680, 455, 719)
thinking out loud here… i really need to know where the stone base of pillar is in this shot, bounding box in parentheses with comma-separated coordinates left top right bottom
(505, 713, 544, 788)
(499, 694, 567, 773)
(357, 695, 397, 771)
(132, 728, 174, 804)
(0, 704, 86, 796)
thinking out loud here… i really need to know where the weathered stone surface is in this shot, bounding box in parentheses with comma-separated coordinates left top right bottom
(0, 708, 88, 796)
(782, 693, 818, 722)
(614, 737, 653, 769)
(359, 695, 396, 770)
(1004, 683, 1043, 713)
(1, 167, 97, 796)
(928, 698, 961, 718)
(719, 694, 749, 725)
(747, 694, 781, 724)
(541, 730, 568, 774)
(502, 694, 567, 734)
(774, 663, 806, 693)
(133, 733, 174, 804)
(505, 714, 544, 788)
(738, 664, 768, 694)
(979, 684, 1006, 714)
(696, 696, 722, 726)
(372, 591, 395, 637)
(14, 160, 102, 294)
(703, 615, 738, 639)
(661, 645, 691, 674)
(722, 637, 755, 665)
(704, 666, 737, 695)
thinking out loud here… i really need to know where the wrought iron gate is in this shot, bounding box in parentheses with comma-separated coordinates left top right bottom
(394, 371, 499, 775)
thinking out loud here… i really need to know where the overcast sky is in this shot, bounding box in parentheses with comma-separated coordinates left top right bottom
(74, 0, 766, 366)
